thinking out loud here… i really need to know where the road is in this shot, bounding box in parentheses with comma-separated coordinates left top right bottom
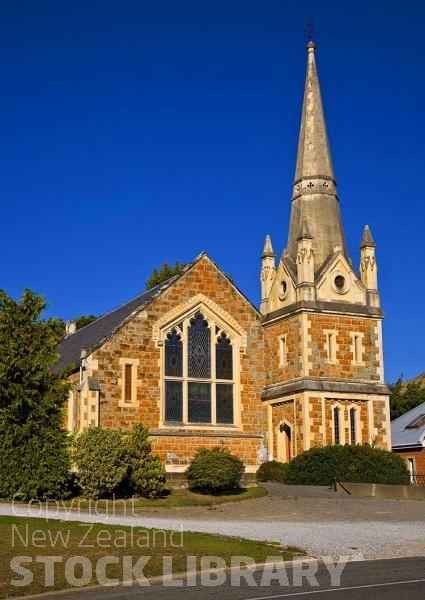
(21, 556, 425, 600)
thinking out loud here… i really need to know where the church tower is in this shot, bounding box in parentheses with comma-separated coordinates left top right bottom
(261, 42, 391, 462)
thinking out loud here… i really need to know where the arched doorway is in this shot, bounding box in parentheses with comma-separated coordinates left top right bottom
(276, 422, 292, 462)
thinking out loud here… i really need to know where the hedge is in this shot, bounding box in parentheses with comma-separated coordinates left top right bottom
(282, 444, 410, 486)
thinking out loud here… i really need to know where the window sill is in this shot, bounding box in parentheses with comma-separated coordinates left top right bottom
(163, 421, 238, 429)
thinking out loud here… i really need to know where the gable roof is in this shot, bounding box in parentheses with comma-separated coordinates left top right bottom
(54, 275, 179, 373)
(54, 252, 260, 374)
(391, 402, 425, 449)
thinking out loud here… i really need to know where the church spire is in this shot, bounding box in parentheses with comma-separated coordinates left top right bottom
(286, 42, 347, 271)
(294, 42, 334, 183)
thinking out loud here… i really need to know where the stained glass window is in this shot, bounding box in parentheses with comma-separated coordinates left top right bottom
(216, 384, 233, 424)
(188, 382, 211, 423)
(216, 333, 233, 380)
(188, 312, 211, 378)
(165, 381, 183, 422)
(163, 312, 236, 425)
(165, 329, 183, 377)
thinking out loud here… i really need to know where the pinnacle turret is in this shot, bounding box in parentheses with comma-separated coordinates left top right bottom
(261, 234, 275, 258)
(360, 225, 376, 249)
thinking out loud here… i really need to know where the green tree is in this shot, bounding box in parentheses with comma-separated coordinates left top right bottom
(0, 289, 71, 500)
(145, 261, 187, 290)
(74, 314, 98, 330)
(389, 376, 425, 420)
(126, 423, 166, 498)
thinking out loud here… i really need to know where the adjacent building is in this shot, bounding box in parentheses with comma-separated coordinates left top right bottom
(392, 403, 425, 481)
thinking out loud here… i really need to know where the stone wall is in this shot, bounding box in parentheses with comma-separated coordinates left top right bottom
(78, 255, 266, 468)
(151, 433, 262, 470)
(308, 314, 382, 381)
(264, 315, 303, 385)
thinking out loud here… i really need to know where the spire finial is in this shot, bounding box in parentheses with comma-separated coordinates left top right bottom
(360, 225, 376, 249)
(305, 19, 317, 45)
(261, 234, 275, 258)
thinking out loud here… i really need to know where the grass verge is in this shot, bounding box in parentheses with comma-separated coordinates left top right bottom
(0, 515, 304, 598)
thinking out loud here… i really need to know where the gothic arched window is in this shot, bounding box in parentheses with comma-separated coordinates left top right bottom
(350, 407, 357, 445)
(164, 329, 183, 422)
(188, 312, 211, 379)
(164, 311, 235, 425)
(333, 406, 341, 445)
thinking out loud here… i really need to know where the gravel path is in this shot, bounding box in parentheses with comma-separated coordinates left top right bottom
(1, 484, 424, 560)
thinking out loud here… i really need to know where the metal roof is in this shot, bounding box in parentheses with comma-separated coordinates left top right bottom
(391, 402, 425, 449)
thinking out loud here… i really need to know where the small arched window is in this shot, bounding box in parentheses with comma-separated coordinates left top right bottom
(333, 407, 341, 445)
(350, 407, 357, 445)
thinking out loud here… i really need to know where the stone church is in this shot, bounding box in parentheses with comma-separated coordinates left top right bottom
(57, 42, 391, 475)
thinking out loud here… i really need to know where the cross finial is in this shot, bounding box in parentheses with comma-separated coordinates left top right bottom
(305, 19, 317, 42)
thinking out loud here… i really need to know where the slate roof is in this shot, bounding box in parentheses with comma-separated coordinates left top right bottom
(391, 402, 425, 449)
(54, 275, 179, 373)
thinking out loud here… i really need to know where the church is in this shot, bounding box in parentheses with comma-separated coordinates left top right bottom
(57, 42, 391, 476)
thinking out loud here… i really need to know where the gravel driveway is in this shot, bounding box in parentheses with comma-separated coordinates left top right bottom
(1, 484, 424, 560)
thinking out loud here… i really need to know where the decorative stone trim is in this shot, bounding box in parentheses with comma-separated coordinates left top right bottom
(330, 270, 351, 295)
(261, 378, 390, 400)
(278, 334, 287, 366)
(153, 293, 247, 350)
(292, 175, 337, 199)
(150, 430, 262, 439)
(350, 332, 365, 365)
(118, 358, 139, 407)
(262, 300, 384, 324)
(323, 329, 338, 363)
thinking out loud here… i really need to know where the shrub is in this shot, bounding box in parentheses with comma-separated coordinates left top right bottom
(73, 427, 130, 499)
(186, 447, 245, 493)
(256, 460, 288, 483)
(125, 423, 166, 498)
(283, 444, 410, 486)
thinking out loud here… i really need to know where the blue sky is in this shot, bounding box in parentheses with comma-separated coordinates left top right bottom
(0, 0, 423, 382)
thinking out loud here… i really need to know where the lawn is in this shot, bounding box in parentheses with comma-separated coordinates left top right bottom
(2, 486, 268, 513)
(0, 515, 304, 597)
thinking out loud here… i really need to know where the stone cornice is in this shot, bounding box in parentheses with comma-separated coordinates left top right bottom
(261, 378, 389, 400)
(262, 299, 384, 324)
